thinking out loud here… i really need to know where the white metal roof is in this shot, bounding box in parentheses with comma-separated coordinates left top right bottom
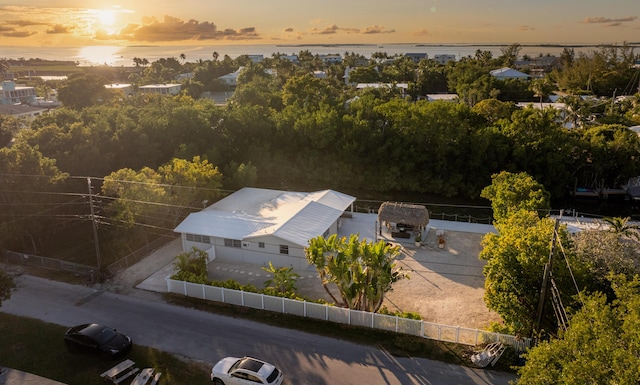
(490, 67, 530, 79)
(174, 187, 356, 246)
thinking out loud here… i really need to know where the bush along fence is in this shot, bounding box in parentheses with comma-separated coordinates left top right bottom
(166, 277, 532, 353)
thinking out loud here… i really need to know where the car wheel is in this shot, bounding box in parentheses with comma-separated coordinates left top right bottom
(212, 378, 225, 385)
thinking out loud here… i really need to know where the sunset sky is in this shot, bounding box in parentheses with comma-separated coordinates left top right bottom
(0, 0, 638, 47)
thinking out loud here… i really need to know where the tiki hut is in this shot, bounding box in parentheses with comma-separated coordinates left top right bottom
(377, 202, 429, 237)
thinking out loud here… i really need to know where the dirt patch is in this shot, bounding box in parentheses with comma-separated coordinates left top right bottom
(383, 231, 502, 329)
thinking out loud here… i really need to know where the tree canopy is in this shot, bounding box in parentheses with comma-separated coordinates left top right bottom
(481, 171, 551, 223)
(517, 276, 640, 385)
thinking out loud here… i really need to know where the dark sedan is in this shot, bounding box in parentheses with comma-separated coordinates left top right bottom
(64, 323, 132, 358)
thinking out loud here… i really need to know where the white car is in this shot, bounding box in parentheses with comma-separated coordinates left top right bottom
(210, 356, 284, 385)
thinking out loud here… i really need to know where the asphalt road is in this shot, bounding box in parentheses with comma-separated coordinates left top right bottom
(1, 275, 517, 385)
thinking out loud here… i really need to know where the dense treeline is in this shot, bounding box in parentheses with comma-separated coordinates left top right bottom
(1, 43, 640, 255)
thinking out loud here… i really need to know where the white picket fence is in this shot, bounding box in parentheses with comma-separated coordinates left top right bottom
(166, 277, 531, 352)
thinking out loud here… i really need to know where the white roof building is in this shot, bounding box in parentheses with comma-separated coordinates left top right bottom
(138, 84, 181, 95)
(320, 54, 342, 64)
(433, 54, 456, 64)
(174, 188, 356, 269)
(356, 83, 409, 91)
(0, 103, 47, 119)
(218, 67, 244, 87)
(105, 83, 134, 97)
(426, 94, 459, 102)
(490, 67, 531, 80)
(1, 80, 37, 105)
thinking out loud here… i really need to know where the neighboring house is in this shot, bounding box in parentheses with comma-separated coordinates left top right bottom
(516, 102, 573, 128)
(1, 80, 37, 105)
(278, 55, 299, 63)
(247, 55, 264, 63)
(175, 72, 193, 81)
(433, 54, 456, 64)
(138, 84, 181, 95)
(218, 67, 244, 87)
(426, 94, 459, 102)
(0, 103, 47, 119)
(405, 53, 428, 63)
(515, 56, 560, 77)
(489, 67, 531, 81)
(105, 83, 134, 97)
(344, 67, 356, 85)
(174, 187, 356, 269)
(356, 83, 409, 95)
(320, 54, 342, 65)
(628, 125, 640, 136)
(313, 71, 326, 79)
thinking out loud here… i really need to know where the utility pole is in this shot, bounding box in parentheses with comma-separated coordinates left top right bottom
(533, 210, 562, 338)
(87, 177, 102, 271)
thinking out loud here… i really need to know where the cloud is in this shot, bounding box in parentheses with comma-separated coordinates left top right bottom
(362, 25, 395, 34)
(310, 24, 395, 35)
(413, 29, 430, 37)
(1, 30, 37, 38)
(518, 25, 535, 31)
(582, 16, 637, 24)
(284, 27, 294, 32)
(47, 24, 72, 34)
(100, 15, 260, 42)
(5, 19, 49, 27)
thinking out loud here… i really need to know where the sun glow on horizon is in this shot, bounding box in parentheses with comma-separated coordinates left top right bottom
(76, 45, 122, 66)
(86, 7, 130, 35)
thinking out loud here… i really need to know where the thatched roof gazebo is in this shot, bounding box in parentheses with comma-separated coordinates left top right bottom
(378, 202, 429, 237)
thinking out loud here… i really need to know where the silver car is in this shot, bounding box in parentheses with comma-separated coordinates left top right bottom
(210, 356, 284, 385)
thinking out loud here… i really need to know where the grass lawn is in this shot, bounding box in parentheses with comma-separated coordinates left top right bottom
(0, 313, 212, 385)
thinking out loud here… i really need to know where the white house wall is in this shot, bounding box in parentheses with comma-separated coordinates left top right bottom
(181, 233, 309, 270)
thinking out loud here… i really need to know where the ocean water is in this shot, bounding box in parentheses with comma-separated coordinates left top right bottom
(0, 43, 611, 67)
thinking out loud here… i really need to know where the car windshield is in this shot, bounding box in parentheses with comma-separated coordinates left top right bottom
(95, 327, 117, 345)
(266, 368, 280, 383)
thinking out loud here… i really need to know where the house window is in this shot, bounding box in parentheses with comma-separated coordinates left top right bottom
(186, 233, 210, 244)
(258, 242, 265, 248)
(224, 238, 242, 248)
(279, 245, 289, 255)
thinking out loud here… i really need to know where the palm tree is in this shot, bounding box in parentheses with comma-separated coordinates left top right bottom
(529, 77, 556, 108)
(0, 58, 9, 79)
(305, 234, 406, 312)
(262, 262, 300, 293)
(603, 217, 640, 242)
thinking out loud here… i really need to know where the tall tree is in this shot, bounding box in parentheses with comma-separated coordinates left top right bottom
(0, 143, 68, 252)
(517, 276, 640, 385)
(479, 210, 585, 336)
(57, 73, 115, 110)
(481, 171, 550, 223)
(529, 77, 556, 107)
(102, 156, 223, 230)
(498, 43, 522, 67)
